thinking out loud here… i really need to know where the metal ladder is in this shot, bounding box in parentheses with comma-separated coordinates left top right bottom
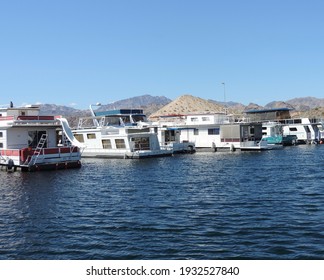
(30, 134, 48, 166)
(0, 152, 7, 164)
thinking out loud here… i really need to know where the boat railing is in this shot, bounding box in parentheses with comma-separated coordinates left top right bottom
(22, 146, 80, 166)
(253, 118, 322, 125)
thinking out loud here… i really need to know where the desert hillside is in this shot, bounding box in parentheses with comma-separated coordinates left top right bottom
(149, 95, 226, 118)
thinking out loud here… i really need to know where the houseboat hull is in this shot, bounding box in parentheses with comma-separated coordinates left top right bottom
(21, 161, 81, 172)
(80, 149, 173, 159)
(0, 147, 82, 172)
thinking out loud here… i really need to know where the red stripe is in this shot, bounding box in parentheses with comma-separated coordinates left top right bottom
(17, 116, 55, 120)
(0, 149, 20, 156)
(0, 116, 14, 121)
(221, 138, 241, 142)
(42, 147, 79, 154)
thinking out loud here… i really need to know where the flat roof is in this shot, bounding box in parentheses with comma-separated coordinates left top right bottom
(245, 108, 291, 114)
(95, 109, 144, 116)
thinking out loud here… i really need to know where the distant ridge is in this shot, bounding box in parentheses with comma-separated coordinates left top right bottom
(97, 94, 171, 116)
(34, 95, 324, 121)
(286, 97, 324, 110)
(264, 101, 295, 110)
(98, 94, 171, 110)
(39, 104, 82, 116)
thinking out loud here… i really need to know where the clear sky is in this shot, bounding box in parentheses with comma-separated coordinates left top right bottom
(1, 0, 323, 109)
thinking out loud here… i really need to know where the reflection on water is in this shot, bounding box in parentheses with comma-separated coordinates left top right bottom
(1, 145, 324, 259)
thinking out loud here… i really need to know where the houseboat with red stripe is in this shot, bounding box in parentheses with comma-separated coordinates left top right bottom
(0, 103, 82, 171)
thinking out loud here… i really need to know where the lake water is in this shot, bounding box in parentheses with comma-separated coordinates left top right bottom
(1, 145, 324, 260)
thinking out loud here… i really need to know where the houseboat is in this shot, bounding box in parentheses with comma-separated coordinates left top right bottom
(0, 104, 82, 172)
(261, 121, 296, 146)
(245, 108, 323, 144)
(72, 106, 173, 158)
(154, 113, 277, 151)
(279, 118, 323, 144)
(156, 126, 196, 153)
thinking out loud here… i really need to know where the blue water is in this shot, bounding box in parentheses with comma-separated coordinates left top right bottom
(1, 145, 324, 260)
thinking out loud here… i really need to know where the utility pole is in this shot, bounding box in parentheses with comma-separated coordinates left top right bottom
(222, 82, 226, 103)
(222, 82, 227, 114)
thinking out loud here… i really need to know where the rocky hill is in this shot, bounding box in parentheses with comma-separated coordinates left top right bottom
(149, 95, 226, 119)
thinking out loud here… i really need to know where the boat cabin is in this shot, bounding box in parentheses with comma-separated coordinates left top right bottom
(245, 108, 292, 122)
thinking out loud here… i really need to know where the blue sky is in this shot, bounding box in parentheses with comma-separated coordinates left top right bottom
(1, 0, 324, 109)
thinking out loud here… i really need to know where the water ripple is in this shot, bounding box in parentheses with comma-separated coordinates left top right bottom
(1, 146, 324, 259)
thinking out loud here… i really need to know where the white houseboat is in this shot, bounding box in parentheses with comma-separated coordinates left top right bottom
(72, 107, 173, 158)
(0, 104, 82, 171)
(279, 118, 323, 144)
(261, 121, 296, 146)
(154, 113, 276, 151)
(244, 108, 323, 144)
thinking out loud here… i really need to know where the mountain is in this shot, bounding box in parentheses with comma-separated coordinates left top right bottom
(264, 101, 295, 110)
(209, 99, 246, 113)
(36, 95, 324, 123)
(97, 95, 171, 112)
(244, 103, 265, 111)
(286, 97, 324, 110)
(36, 95, 171, 127)
(94, 94, 171, 117)
(39, 104, 83, 116)
(149, 95, 225, 118)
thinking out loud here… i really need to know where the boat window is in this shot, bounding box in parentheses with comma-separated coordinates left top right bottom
(132, 137, 150, 150)
(28, 130, 47, 148)
(115, 139, 126, 149)
(106, 117, 120, 125)
(132, 115, 146, 122)
(289, 127, 298, 131)
(0, 143, 3, 148)
(208, 128, 220, 135)
(121, 116, 131, 124)
(87, 133, 96, 139)
(102, 139, 112, 149)
(165, 130, 176, 142)
(74, 134, 84, 143)
(127, 128, 150, 134)
(0, 132, 3, 138)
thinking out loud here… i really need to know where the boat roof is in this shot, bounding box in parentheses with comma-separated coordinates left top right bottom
(94, 109, 144, 116)
(245, 107, 291, 114)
